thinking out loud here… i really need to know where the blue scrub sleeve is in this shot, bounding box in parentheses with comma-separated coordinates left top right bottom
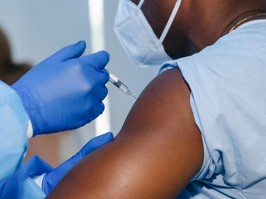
(0, 81, 29, 179)
(0, 156, 53, 199)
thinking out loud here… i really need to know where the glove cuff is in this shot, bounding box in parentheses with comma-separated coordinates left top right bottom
(12, 82, 44, 135)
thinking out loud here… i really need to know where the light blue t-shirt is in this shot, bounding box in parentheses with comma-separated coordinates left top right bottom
(161, 20, 266, 198)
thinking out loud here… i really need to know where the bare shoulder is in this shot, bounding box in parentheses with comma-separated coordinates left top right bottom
(48, 68, 204, 199)
(121, 67, 198, 137)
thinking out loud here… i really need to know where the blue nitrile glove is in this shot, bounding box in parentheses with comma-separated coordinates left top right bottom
(12, 41, 110, 136)
(42, 132, 114, 195)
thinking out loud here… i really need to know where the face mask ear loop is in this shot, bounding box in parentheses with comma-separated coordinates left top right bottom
(138, 0, 145, 8)
(159, 0, 182, 43)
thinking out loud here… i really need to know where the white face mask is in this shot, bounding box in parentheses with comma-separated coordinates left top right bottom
(113, 0, 182, 68)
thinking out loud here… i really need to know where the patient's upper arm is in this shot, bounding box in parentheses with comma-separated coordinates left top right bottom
(48, 68, 204, 199)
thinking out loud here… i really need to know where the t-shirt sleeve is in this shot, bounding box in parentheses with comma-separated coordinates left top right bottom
(159, 24, 266, 184)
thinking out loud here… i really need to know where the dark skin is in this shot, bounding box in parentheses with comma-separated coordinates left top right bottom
(48, 0, 266, 198)
(138, 0, 266, 58)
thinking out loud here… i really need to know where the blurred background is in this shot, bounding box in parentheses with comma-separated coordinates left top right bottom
(0, 0, 159, 167)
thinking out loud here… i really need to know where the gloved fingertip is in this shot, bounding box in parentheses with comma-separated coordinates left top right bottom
(79, 132, 114, 156)
(102, 132, 114, 141)
(95, 51, 110, 68)
(74, 40, 86, 48)
(71, 40, 86, 54)
(98, 102, 105, 115)
(53, 40, 86, 62)
(90, 131, 114, 144)
(101, 51, 110, 61)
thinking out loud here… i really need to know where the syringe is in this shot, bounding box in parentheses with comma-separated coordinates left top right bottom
(109, 73, 137, 100)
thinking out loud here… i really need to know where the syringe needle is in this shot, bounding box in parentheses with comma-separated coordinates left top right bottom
(109, 73, 137, 100)
(132, 94, 137, 99)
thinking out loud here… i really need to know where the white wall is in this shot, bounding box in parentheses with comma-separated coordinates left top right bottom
(0, 0, 159, 160)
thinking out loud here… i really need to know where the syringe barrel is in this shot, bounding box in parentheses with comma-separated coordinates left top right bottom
(109, 73, 134, 97)
(118, 83, 131, 95)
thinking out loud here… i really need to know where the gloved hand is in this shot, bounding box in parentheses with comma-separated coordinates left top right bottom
(41, 132, 114, 195)
(12, 41, 110, 136)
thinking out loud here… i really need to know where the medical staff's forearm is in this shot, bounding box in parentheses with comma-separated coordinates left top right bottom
(0, 82, 29, 179)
